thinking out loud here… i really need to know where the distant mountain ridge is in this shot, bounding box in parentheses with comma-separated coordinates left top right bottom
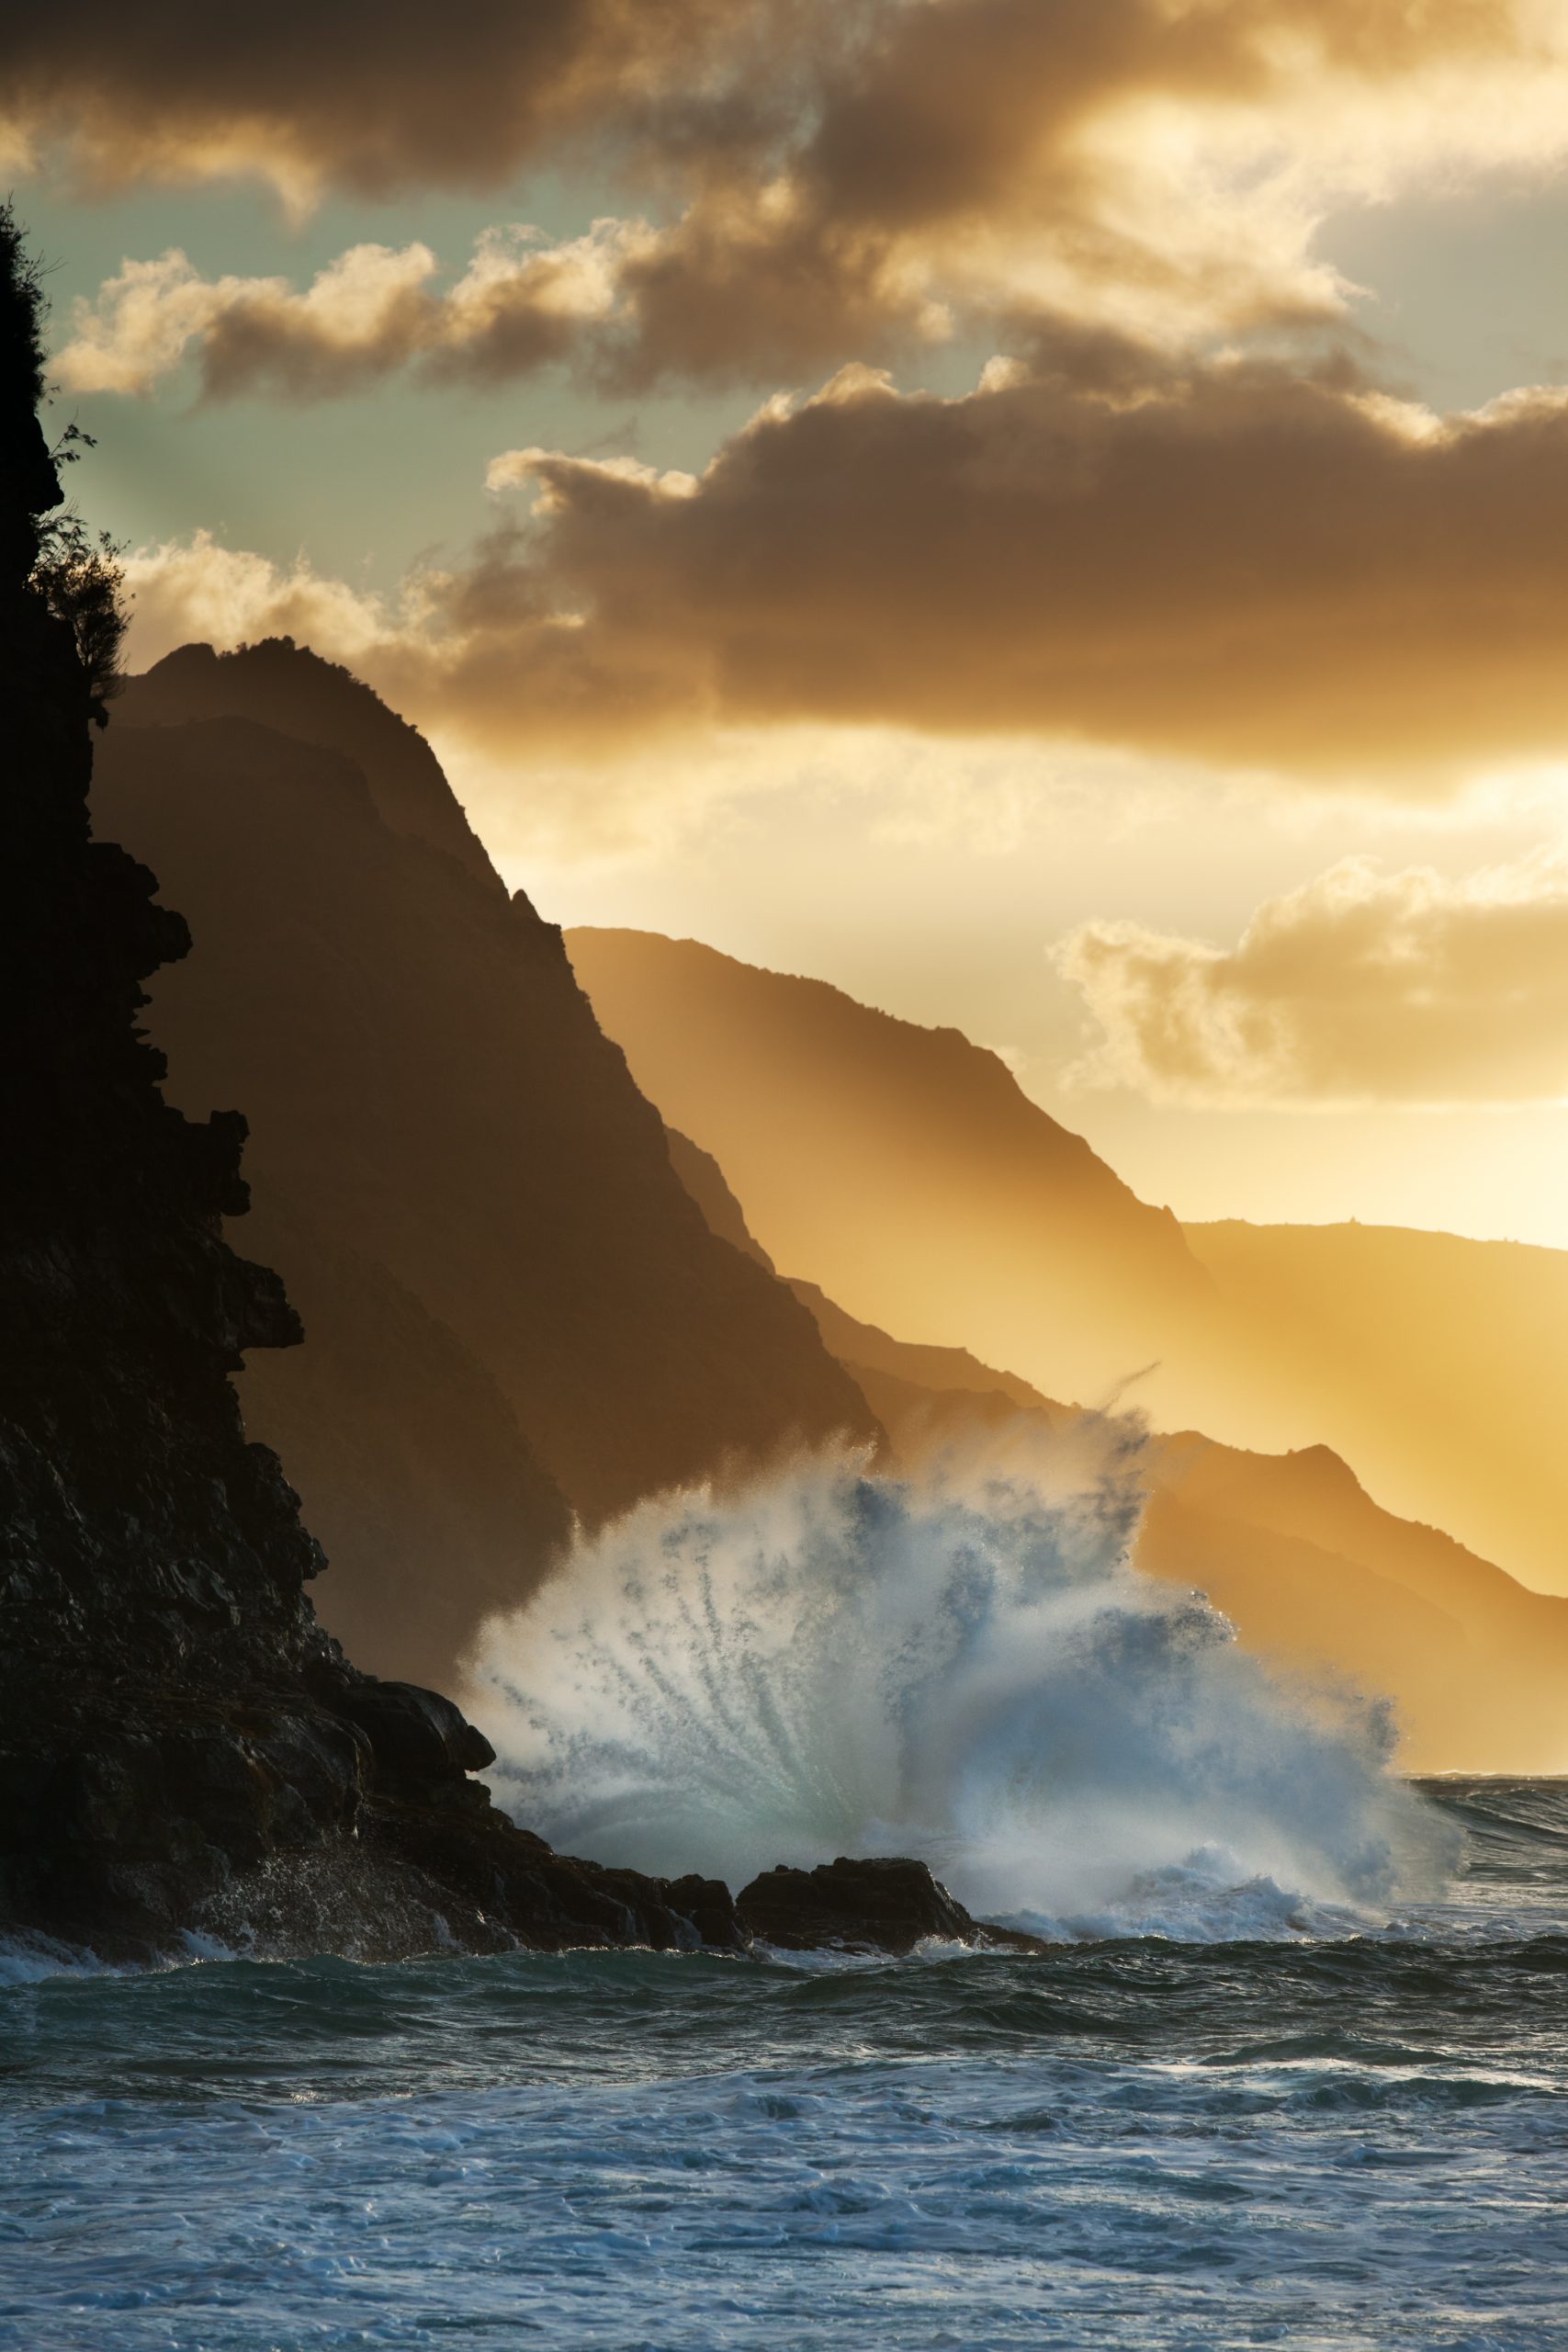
(98, 645, 881, 1687)
(660, 1163, 1568, 1770)
(572, 928, 1568, 1607)
(567, 928, 1222, 1412)
(1184, 1220, 1568, 1601)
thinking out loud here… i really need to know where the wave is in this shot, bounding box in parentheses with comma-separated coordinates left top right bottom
(0, 1928, 243, 1986)
(468, 1437, 1454, 1938)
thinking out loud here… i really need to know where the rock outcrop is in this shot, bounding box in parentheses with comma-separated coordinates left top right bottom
(736, 1858, 1048, 1956)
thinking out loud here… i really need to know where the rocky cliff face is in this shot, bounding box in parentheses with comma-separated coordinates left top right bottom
(0, 217, 750, 1963)
(96, 651, 882, 1689)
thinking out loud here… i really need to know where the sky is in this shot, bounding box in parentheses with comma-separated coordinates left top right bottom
(9, 0, 1568, 1248)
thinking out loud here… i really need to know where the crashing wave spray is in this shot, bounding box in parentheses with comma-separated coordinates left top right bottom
(468, 1433, 1451, 1938)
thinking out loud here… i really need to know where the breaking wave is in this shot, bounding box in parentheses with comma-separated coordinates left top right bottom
(468, 1436, 1452, 1939)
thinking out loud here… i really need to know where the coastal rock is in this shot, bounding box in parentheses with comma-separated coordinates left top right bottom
(736, 1855, 1047, 1956)
(331, 1677, 497, 1783)
(0, 212, 750, 1970)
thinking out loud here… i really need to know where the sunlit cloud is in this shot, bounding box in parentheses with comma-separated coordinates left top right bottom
(121, 344, 1568, 789)
(1058, 852, 1568, 1107)
(55, 223, 660, 400)
(28, 3, 1568, 386)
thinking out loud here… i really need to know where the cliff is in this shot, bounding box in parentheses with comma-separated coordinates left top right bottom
(571, 930, 1568, 1616)
(94, 650, 881, 1689)
(0, 213, 748, 1962)
(125, 635, 496, 885)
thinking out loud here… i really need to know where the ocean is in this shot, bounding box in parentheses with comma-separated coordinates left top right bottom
(2, 1777, 1564, 2352)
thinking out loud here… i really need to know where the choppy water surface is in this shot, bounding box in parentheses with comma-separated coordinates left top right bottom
(2, 1779, 1564, 2352)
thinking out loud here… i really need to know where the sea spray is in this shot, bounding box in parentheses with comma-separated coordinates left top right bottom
(468, 1437, 1452, 1937)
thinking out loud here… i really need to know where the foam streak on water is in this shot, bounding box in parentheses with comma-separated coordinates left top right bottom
(469, 1447, 1450, 1935)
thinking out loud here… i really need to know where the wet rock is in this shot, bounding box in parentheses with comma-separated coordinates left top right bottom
(738, 1855, 980, 1954)
(331, 1678, 495, 1783)
(735, 1856, 1055, 1957)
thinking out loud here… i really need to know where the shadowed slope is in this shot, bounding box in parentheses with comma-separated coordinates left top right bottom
(96, 664, 880, 1688)
(129, 639, 496, 885)
(0, 210, 751, 1962)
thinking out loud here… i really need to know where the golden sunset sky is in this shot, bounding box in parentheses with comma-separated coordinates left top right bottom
(10, 0, 1568, 1245)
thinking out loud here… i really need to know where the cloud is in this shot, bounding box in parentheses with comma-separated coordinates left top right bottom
(1055, 854, 1568, 1106)
(122, 531, 399, 669)
(119, 524, 712, 759)
(55, 223, 659, 399)
(122, 351, 1568, 784)
(467, 359, 1568, 781)
(26, 3, 1568, 383)
(0, 0, 816, 209)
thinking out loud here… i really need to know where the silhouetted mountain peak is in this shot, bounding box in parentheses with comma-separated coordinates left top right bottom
(96, 672, 884, 1683)
(125, 639, 500, 890)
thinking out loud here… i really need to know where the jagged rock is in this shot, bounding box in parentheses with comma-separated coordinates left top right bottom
(0, 217, 1033, 1971)
(736, 1855, 1049, 1956)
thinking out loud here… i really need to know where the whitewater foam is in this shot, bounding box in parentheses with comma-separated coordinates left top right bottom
(468, 1441, 1452, 1934)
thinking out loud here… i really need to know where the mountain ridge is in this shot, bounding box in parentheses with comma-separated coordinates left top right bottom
(647, 975, 1568, 1770)
(567, 924, 1222, 1413)
(96, 648, 884, 1687)
(573, 925, 1568, 1604)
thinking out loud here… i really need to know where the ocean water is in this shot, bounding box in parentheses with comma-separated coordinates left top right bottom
(6, 1460, 1564, 2347)
(1, 1779, 1565, 2351)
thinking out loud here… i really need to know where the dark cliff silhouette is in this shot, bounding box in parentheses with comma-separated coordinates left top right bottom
(0, 211, 752, 1961)
(94, 645, 881, 1687)
(128, 637, 495, 884)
